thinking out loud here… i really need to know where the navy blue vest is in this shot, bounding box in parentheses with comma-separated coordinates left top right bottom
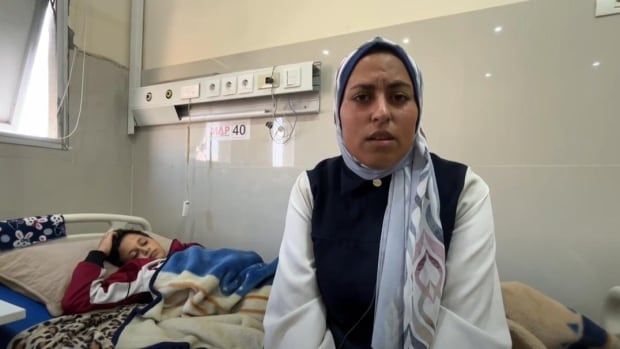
(307, 154, 467, 349)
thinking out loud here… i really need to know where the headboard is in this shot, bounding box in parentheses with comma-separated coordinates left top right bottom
(63, 213, 152, 239)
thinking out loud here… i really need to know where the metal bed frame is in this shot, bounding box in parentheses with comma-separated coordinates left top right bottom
(62, 213, 152, 239)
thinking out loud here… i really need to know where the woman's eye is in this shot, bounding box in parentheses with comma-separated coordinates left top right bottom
(353, 93, 370, 103)
(392, 93, 409, 103)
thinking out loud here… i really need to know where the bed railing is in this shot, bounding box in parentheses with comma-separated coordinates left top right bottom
(63, 213, 152, 239)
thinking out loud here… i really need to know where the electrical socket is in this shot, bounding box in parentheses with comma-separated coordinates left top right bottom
(205, 79, 220, 97)
(222, 77, 237, 95)
(257, 72, 280, 89)
(238, 74, 254, 94)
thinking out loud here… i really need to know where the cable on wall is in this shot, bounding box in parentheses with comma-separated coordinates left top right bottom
(266, 65, 298, 144)
(57, 2, 87, 141)
(182, 98, 192, 217)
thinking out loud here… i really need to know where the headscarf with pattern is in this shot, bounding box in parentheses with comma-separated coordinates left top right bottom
(334, 37, 445, 348)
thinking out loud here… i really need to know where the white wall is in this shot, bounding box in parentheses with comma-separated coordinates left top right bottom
(0, 1, 132, 232)
(143, 0, 526, 69)
(69, 0, 130, 67)
(0, 54, 132, 230)
(134, 0, 620, 323)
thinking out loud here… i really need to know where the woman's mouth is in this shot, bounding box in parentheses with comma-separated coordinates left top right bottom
(367, 131, 396, 146)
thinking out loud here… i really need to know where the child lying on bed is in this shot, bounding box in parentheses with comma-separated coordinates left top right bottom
(61, 229, 198, 314)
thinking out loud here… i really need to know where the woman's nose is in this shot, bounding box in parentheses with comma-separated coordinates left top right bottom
(371, 94, 391, 123)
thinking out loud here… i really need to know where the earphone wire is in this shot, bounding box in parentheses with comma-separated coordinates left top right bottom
(336, 292, 377, 349)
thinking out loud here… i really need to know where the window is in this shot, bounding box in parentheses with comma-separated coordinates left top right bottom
(0, 0, 68, 148)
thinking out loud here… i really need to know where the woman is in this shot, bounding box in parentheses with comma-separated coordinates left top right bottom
(264, 37, 511, 349)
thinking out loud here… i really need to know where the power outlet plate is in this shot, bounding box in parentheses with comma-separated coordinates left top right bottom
(238, 74, 254, 94)
(222, 77, 237, 95)
(205, 79, 221, 97)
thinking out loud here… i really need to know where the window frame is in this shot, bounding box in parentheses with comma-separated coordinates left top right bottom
(0, 0, 69, 150)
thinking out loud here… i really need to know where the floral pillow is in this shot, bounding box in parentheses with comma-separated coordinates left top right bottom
(0, 214, 66, 251)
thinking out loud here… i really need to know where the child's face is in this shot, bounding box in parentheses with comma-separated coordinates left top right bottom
(118, 234, 166, 263)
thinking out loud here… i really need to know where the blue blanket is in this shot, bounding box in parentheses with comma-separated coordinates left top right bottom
(114, 246, 277, 349)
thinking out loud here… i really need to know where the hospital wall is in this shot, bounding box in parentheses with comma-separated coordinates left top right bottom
(134, 0, 620, 322)
(68, 0, 130, 67)
(142, 0, 527, 69)
(0, 1, 132, 233)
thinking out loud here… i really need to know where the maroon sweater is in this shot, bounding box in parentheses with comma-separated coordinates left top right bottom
(62, 239, 196, 314)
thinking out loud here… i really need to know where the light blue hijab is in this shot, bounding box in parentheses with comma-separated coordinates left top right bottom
(334, 37, 446, 349)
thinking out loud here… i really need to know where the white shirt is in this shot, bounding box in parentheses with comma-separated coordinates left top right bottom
(264, 168, 511, 349)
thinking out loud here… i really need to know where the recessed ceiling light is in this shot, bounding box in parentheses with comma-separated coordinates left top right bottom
(322, 49, 330, 56)
(402, 37, 410, 44)
(485, 72, 493, 78)
(494, 26, 503, 33)
(592, 61, 601, 67)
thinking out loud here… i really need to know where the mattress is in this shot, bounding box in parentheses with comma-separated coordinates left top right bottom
(0, 283, 52, 348)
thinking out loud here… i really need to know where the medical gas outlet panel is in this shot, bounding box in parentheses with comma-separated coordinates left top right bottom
(131, 61, 320, 126)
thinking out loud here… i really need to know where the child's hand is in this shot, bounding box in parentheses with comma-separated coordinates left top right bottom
(97, 230, 116, 256)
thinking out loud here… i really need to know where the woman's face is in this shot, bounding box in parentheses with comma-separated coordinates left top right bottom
(340, 52, 418, 170)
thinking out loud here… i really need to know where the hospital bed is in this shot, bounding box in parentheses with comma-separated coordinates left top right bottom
(0, 212, 273, 348)
(0, 213, 154, 347)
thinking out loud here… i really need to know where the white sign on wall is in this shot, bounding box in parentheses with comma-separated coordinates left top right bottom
(205, 119, 251, 140)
